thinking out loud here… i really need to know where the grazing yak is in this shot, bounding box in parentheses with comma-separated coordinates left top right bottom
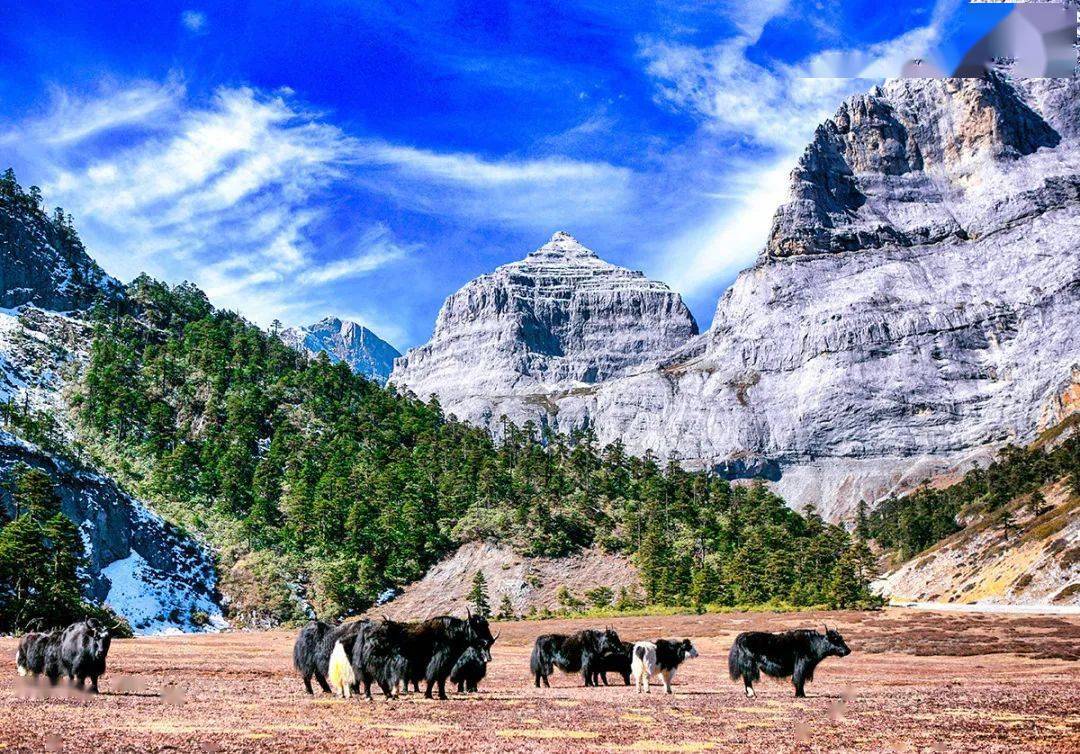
(450, 645, 491, 692)
(630, 638, 699, 694)
(729, 626, 851, 698)
(352, 612, 495, 701)
(596, 640, 634, 686)
(530, 628, 622, 688)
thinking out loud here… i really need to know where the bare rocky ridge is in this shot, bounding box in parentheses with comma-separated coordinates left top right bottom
(394, 76, 1080, 520)
(280, 316, 400, 385)
(390, 231, 698, 421)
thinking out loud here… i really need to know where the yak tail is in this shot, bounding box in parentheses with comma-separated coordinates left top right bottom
(728, 636, 755, 682)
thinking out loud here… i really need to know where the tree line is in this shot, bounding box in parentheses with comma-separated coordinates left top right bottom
(74, 276, 878, 624)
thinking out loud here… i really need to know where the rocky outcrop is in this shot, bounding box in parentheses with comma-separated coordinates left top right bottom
(0, 186, 119, 311)
(280, 317, 400, 384)
(0, 432, 225, 634)
(390, 232, 698, 422)
(394, 77, 1080, 520)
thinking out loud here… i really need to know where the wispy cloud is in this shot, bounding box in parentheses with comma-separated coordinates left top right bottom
(181, 10, 208, 35)
(349, 143, 634, 229)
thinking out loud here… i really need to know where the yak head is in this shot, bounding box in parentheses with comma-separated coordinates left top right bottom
(596, 626, 621, 655)
(678, 639, 699, 660)
(465, 608, 497, 651)
(822, 625, 851, 657)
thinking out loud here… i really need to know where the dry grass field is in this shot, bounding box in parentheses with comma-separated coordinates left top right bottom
(1, 608, 1077, 753)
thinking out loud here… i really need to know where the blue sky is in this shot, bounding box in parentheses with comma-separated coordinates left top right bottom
(0, 1, 1009, 349)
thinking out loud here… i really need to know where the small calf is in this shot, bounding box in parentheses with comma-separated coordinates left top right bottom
(631, 638, 698, 694)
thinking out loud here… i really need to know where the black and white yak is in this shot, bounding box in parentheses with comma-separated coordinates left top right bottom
(630, 638, 698, 694)
(728, 626, 851, 698)
(529, 628, 622, 688)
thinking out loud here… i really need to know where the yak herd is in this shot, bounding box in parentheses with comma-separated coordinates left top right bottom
(291, 613, 851, 699)
(12, 611, 852, 700)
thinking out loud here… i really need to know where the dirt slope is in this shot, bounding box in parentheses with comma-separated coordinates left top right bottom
(377, 541, 640, 619)
(2, 609, 1077, 753)
(880, 480, 1079, 607)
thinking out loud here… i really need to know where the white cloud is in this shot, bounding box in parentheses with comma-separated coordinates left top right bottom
(348, 143, 634, 229)
(181, 10, 207, 34)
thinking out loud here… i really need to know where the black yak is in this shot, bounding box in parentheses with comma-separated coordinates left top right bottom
(530, 628, 621, 688)
(630, 638, 699, 694)
(15, 630, 62, 683)
(596, 640, 634, 686)
(728, 626, 850, 698)
(450, 645, 491, 693)
(293, 620, 333, 694)
(56, 618, 113, 693)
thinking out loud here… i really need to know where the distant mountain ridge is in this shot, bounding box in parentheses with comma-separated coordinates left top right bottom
(390, 76, 1080, 520)
(280, 317, 400, 384)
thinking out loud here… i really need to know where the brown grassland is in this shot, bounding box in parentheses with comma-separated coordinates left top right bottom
(1, 608, 1077, 753)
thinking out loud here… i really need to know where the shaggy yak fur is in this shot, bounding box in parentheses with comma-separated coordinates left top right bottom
(595, 640, 634, 686)
(530, 628, 622, 688)
(728, 627, 851, 698)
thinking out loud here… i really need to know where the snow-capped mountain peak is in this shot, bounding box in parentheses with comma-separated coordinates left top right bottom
(280, 317, 400, 385)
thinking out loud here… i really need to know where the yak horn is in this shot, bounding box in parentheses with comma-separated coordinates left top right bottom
(823, 624, 829, 633)
(466, 607, 472, 619)
(493, 631, 501, 641)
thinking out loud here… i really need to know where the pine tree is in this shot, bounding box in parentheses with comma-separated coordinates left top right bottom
(1028, 490, 1049, 518)
(496, 594, 515, 621)
(828, 545, 865, 609)
(468, 570, 491, 617)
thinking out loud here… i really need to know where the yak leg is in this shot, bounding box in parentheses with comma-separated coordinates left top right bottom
(314, 671, 331, 693)
(302, 673, 315, 695)
(622, 671, 631, 686)
(744, 679, 755, 698)
(89, 676, 100, 694)
(457, 680, 465, 693)
(661, 670, 673, 695)
(424, 679, 435, 699)
(437, 677, 448, 701)
(793, 660, 810, 698)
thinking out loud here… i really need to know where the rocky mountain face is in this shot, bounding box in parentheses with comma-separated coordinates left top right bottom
(0, 183, 119, 311)
(280, 317, 400, 384)
(0, 431, 225, 634)
(390, 231, 698, 422)
(397, 76, 1080, 520)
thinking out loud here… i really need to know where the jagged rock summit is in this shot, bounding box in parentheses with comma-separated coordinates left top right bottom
(390, 232, 698, 421)
(392, 76, 1080, 520)
(280, 316, 400, 385)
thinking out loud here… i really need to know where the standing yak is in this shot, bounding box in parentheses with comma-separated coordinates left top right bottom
(530, 628, 622, 687)
(595, 640, 634, 686)
(728, 626, 851, 698)
(55, 619, 113, 693)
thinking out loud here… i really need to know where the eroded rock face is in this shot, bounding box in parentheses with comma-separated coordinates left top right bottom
(390, 232, 698, 417)
(393, 77, 1080, 520)
(280, 317, 400, 385)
